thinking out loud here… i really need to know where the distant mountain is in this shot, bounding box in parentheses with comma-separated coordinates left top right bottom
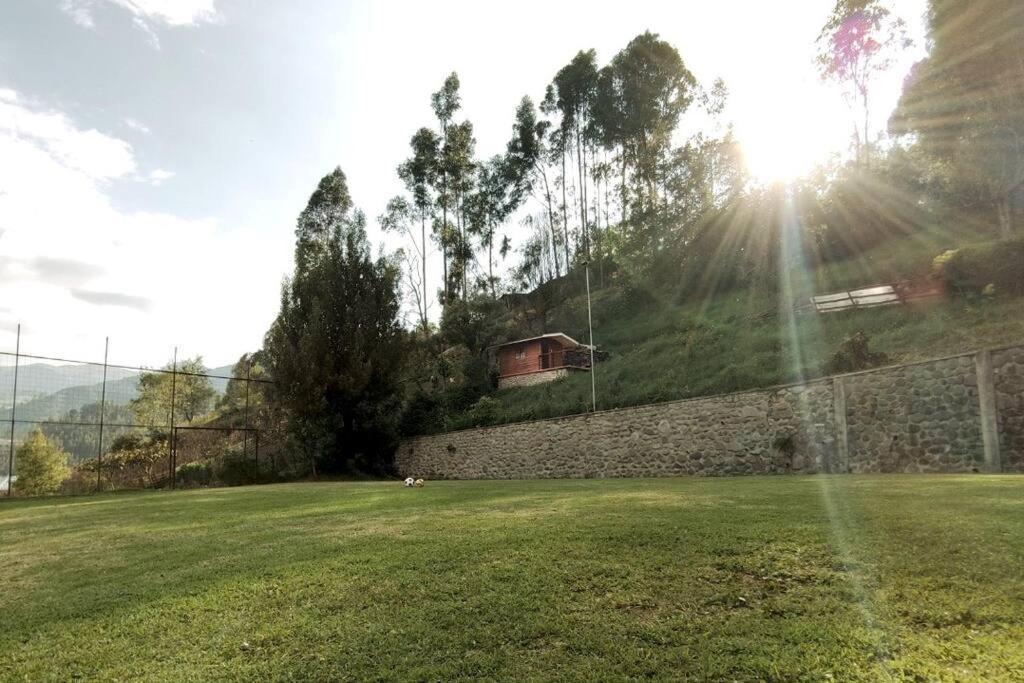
(0, 363, 138, 406)
(0, 375, 139, 425)
(0, 363, 237, 428)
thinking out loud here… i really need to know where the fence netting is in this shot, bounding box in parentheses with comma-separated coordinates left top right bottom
(1, 336, 272, 497)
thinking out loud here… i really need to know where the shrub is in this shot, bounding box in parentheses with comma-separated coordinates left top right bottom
(216, 453, 260, 487)
(932, 239, 1024, 296)
(14, 429, 70, 496)
(176, 461, 213, 488)
(468, 395, 502, 426)
(824, 332, 889, 375)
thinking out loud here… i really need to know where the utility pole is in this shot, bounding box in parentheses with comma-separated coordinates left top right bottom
(585, 264, 596, 412)
(168, 346, 177, 488)
(96, 336, 109, 492)
(6, 324, 20, 496)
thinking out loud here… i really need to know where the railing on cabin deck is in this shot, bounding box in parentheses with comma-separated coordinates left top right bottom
(537, 349, 592, 371)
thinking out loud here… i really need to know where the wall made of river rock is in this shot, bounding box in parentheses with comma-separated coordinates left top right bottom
(397, 345, 1023, 479)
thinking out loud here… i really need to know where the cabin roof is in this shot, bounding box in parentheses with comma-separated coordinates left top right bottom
(489, 332, 588, 351)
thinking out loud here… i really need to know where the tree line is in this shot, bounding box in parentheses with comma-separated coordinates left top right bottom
(253, 0, 1024, 476)
(12, 0, 1021, 492)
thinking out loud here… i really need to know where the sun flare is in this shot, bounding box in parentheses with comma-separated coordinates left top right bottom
(736, 106, 841, 184)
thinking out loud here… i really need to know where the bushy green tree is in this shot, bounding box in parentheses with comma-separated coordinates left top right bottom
(553, 49, 599, 255)
(131, 357, 215, 426)
(264, 168, 405, 474)
(595, 32, 696, 217)
(215, 352, 269, 422)
(14, 429, 70, 496)
(890, 0, 1024, 236)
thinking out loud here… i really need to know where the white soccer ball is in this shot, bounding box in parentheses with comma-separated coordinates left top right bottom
(404, 477, 415, 487)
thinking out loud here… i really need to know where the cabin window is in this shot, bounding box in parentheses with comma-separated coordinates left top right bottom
(515, 347, 525, 360)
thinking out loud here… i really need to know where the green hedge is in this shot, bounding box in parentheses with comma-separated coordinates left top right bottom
(933, 238, 1024, 295)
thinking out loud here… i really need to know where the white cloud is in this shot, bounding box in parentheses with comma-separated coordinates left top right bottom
(0, 88, 282, 367)
(123, 117, 151, 135)
(146, 168, 175, 185)
(61, 0, 220, 39)
(60, 0, 96, 28)
(0, 90, 135, 180)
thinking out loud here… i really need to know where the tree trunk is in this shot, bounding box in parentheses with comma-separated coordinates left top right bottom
(420, 215, 428, 330)
(488, 226, 495, 298)
(539, 164, 561, 278)
(620, 148, 628, 224)
(863, 85, 871, 169)
(561, 146, 571, 269)
(441, 122, 449, 305)
(576, 123, 588, 257)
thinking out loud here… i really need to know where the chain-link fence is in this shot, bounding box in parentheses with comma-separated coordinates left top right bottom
(1, 326, 273, 496)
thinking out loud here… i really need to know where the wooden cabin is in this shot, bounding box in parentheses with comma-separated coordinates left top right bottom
(492, 333, 593, 389)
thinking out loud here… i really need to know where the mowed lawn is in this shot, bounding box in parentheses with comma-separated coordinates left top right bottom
(1, 477, 1022, 681)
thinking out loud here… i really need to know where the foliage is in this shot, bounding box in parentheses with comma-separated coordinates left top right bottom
(176, 460, 213, 488)
(434, 227, 1024, 432)
(817, 0, 911, 165)
(264, 168, 406, 475)
(932, 239, 1024, 296)
(41, 402, 135, 462)
(216, 351, 269, 421)
(823, 331, 890, 375)
(467, 395, 502, 426)
(13, 429, 70, 496)
(595, 32, 697, 216)
(890, 0, 1024, 236)
(131, 357, 216, 426)
(215, 452, 260, 487)
(77, 432, 168, 490)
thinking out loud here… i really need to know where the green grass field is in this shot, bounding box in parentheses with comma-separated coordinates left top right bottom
(2, 477, 1022, 681)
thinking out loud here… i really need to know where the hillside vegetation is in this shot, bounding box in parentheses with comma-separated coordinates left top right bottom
(441, 228, 1024, 431)
(255, 0, 1024, 474)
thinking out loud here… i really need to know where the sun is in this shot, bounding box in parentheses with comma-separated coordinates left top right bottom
(735, 105, 842, 184)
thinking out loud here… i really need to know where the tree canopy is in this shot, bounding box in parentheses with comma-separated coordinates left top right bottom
(265, 168, 405, 474)
(890, 0, 1024, 236)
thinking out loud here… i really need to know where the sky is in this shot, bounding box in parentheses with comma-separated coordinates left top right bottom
(0, 0, 927, 369)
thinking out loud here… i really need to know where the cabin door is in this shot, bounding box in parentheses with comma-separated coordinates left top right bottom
(540, 339, 550, 369)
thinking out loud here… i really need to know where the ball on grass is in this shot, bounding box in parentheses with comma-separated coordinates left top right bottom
(404, 477, 415, 487)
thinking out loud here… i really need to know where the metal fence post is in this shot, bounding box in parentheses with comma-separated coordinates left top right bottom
(96, 336, 109, 492)
(243, 359, 251, 461)
(6, 324, 20, 496)
(168, 346, 177, 489)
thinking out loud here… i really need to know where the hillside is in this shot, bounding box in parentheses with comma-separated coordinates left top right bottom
(0, 363, 138, 408)
(0, 364, 235, 431)
(442, 227, 1024, 431)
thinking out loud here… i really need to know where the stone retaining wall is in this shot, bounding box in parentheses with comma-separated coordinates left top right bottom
(397, 344, 1024, 479)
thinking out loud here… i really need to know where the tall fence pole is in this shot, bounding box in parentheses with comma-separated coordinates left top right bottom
(585, 265, 597, 412)
(168, 346, 177, 489)
(243, 359, 251, 461)
(6, 324, 20, 496)
(96, 336, 109, 492)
